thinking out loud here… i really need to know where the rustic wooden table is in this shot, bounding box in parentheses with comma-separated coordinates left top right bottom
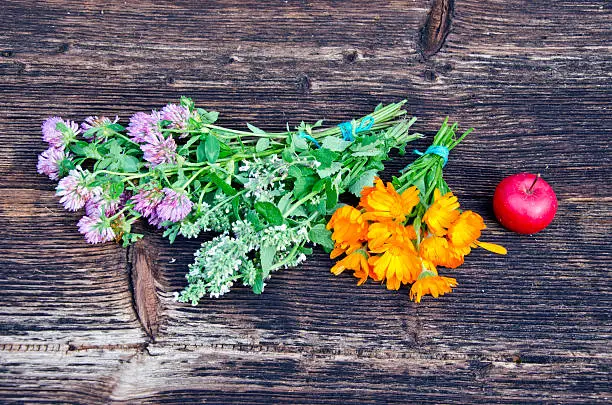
(1, 1, 610, 403)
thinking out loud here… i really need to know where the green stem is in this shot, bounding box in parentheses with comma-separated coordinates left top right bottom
(284, 190, 319, 217)
(94, 170, 150, 179)
(180, 167, 208, 190)
(110, 130, 140, 146)
(270, 243, 303, 271)
(107, 206, 130, 221)
(198, 182, 214, 207)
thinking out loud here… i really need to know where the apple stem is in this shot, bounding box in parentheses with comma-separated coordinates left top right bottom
(527, 173, 541, 193)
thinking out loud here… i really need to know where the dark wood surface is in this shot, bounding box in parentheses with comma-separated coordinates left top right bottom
(1, 1, 610, 403)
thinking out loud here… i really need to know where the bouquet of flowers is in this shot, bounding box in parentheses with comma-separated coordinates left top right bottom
(326, 119, 506, 302)
(37, 97, 426, 304)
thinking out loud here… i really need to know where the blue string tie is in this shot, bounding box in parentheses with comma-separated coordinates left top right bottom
(298, 130, 321, 148)
(338, 116, 375, 141)
(413, 145, 449, 167)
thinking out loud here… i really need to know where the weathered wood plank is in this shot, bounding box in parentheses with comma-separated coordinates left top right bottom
(0, 348, 139, 404)
(0, 0, 610, 403)
(0, 189, 148, 346)
(3, 346, 608, 404)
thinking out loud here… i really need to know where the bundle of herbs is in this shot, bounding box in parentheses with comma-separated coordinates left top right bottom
(37, 98, 421, 304)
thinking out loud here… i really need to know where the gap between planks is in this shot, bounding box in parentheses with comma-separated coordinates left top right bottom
(2, 341, 610, 367)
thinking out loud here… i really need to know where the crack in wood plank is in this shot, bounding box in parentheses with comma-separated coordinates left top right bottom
(126, 239, 161, 340)
(419, 0, 454, 59)
(2, 341, 609, 368)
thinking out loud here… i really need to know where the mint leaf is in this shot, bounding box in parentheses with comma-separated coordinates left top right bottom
(292, 134, 309, 151)
(255, 202, 284, 226)
(294, 175, 316, 199)
(308, 224, 334, 251)
(316, 162, 342, 178)
(277, 193, 293, 214)
(349, 169, 378, 196)
(321, 136, 352, 152)
(325, 184, 338, 210)
(311, 148, 337, 169)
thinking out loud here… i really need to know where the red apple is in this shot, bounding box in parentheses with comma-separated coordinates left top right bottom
(493, 173, 557, 234)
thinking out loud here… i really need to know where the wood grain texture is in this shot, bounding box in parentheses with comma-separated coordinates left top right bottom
(0, 0, 610, 403)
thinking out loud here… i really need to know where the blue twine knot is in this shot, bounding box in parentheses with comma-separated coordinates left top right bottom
(298, 130, 320, 148)
(338, 116, 375, 141)
(413, 145, 449, 167)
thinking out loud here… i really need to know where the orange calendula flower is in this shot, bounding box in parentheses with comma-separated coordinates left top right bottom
(447, 210, 485, 248)
(423, 189, 460, 236)
(419, 235, 464, 269)
(327, 205, 368, 254)
(410, 274, 458, 303)
(360, 178, 419, 223)
(330, 249, 372, 286)
(367, 221, 417, 253)
(368, 246, 421, 289)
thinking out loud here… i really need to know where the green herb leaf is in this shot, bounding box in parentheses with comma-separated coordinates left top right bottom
(180, 96, 195, 110)
(311, 148, 337, 169)
(255, 137, 270, 153)
(292, 134, 309, 151)
(69, 141, 89, 156)
(96, 158, 113, 170)
(246, 210, 263, 230)
(82, 127, 99, 139)
(205, 135, 220, 163)
(260, 243, 277, 272)
(316, 162, 342, 178)
(208, 172, 237, 196)
(312, 178, 327, 193)
(58, 158, 75, 177)
(109, 181, 125, 199)
(288, 166, 302, 179)
(294, 175, 316, 199)
(182, 135, 201, 151)
(291, 206, 308, 217)
(321, 136, 352, 152)
(122, 155, 140, 172)
(108, 123, 125, 132)
(325, 184, 338, 211)
(232, 196, 240, 220)
(308, 224, 334, 251)
(281, 149, 294, 163)
(251, 275, 265, 295)
(201, 110, 219, 123)
(246, 123, 266, 135)
(277, 193, 293, 214)
(255, 202, 284, 226)
(55, 122, 69, 133)
(85, 144, 103, 160)
(196, 141, 206, 163)
(349, 169, 378, 196)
